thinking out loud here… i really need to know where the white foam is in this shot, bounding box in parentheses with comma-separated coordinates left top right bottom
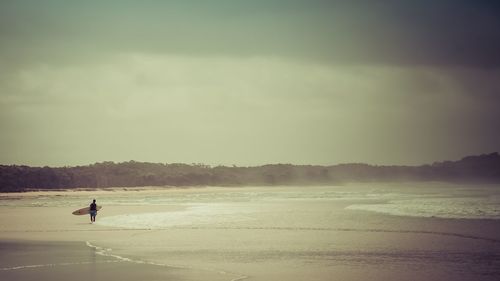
(346, 197, 500, 219)
(95, 203, 254, 229)
(85, 241, 248, 281)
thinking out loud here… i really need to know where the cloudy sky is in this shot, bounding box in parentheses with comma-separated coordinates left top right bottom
(1, 0, 499, 167)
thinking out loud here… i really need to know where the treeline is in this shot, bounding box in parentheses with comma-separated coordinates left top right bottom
(1, 152, 499, 192)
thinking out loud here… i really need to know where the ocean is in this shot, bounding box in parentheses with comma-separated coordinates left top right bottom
(1, 183, 499, 280)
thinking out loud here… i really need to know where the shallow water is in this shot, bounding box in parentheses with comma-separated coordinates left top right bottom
(0, 240, 229, 281)
(2, 184, 499, 220)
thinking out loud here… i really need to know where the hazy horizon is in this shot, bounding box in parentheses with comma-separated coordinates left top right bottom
(1, 1, 500, 167)
(3, 151, 499, 169)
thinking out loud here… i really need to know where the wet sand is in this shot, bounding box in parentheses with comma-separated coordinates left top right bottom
(0, 240, 228, 281)
(1, 186, 500, 281)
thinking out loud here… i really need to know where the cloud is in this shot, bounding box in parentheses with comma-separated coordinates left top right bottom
(0, 1, 499, 166)
(1, 1, 499, 68)
(1, 54, 499, 166)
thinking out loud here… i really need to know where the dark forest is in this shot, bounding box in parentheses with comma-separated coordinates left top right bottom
(1, 153, 499, 192)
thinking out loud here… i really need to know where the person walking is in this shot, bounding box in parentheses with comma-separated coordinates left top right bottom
(90, 199, 98, 223)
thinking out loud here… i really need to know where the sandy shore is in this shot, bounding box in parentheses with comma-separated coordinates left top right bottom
(0, 240, 229, 281)
(1, 186, 500, 281)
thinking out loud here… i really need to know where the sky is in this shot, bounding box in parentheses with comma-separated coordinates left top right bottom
(1, 0, 500, 167)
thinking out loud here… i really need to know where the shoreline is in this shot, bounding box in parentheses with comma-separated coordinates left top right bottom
(0, 239, 236, 281)
(4, 181, 499, 196)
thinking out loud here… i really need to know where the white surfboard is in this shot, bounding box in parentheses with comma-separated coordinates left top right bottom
(72, 205, 102, 215)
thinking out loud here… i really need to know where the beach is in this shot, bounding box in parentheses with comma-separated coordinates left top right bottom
(1, 184, 500, 280)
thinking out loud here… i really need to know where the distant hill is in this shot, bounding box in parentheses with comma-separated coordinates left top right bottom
(1, 152, 499, 192)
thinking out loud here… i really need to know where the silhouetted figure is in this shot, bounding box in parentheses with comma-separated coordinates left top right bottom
(90, 199, 97, 223)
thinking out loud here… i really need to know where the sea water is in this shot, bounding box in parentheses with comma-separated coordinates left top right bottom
(1, 183, 500, 281)
(2, 184, 499, 226)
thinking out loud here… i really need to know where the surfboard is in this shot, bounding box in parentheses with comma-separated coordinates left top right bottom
(72, 205, 102, 215)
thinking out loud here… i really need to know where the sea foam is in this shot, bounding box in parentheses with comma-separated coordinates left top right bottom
(95, 203, 254, 229)
(346, 196, 500, 219)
